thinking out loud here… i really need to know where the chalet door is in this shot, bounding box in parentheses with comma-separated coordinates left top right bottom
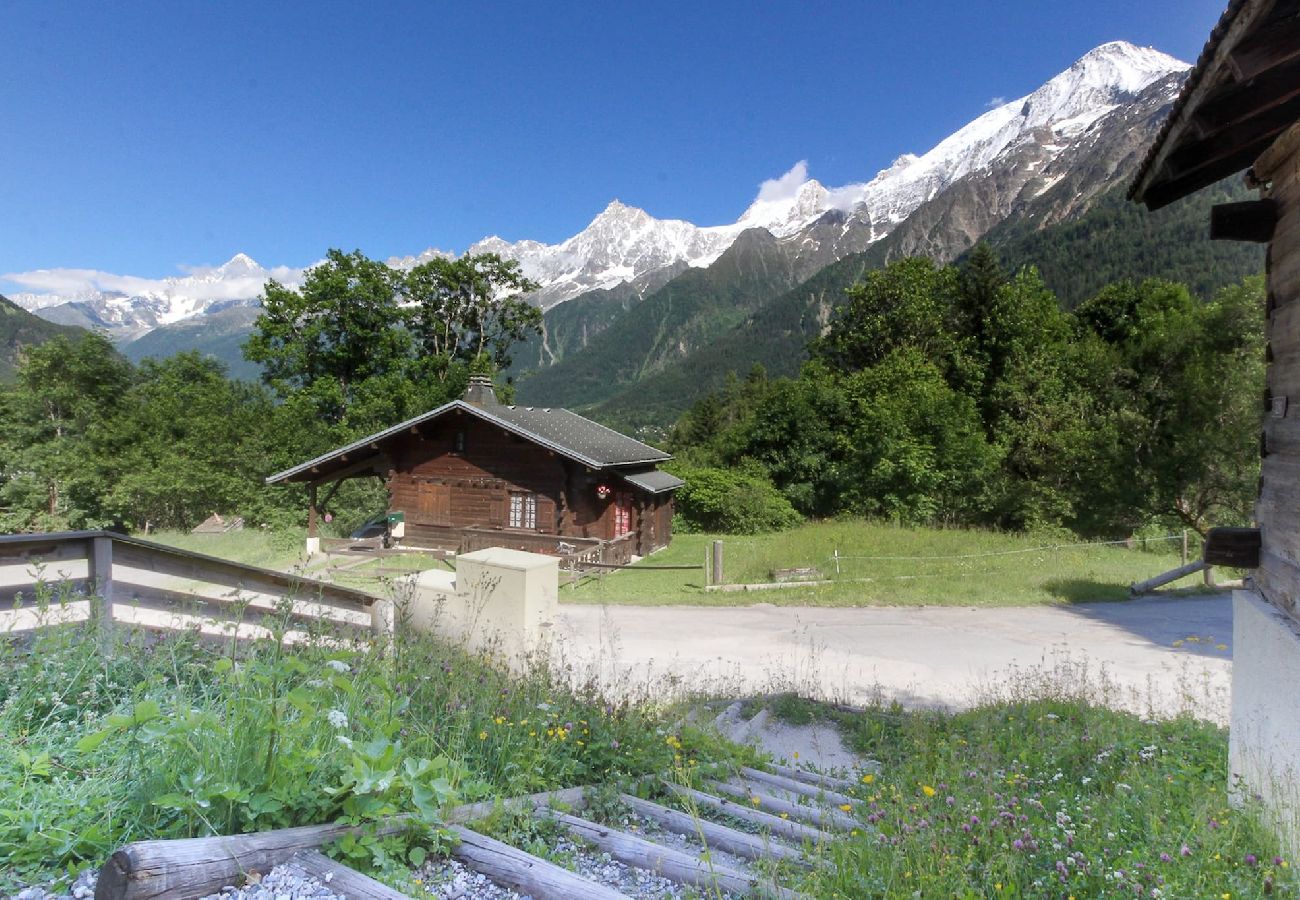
(614, 492, 633, 538)
(414, 482, 450, 526)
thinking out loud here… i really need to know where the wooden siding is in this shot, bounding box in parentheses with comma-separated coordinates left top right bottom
(379, 409, 672, 553)
(1256, 121, 1300, 623)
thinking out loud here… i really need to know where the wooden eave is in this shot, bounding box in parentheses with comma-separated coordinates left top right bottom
(1131, 0, 1300, 209)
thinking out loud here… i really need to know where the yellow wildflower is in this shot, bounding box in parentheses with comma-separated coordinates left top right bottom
(839, 803, 853, 812)
(477, 731, 487, 741)
(750, 796, 761, 806)
(493, 716, 505, 725)
(862, 773, 874, 784)
(922, 785, 936, 798)
(780, 812, 789, 819)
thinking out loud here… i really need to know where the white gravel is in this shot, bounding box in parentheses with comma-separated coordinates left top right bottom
(198, 861, 342, 900)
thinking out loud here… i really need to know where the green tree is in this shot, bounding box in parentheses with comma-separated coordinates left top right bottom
(244, 249, 411, 420)
(402, 253, 541, 376)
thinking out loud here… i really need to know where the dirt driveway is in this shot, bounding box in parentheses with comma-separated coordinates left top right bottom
(553, 593, 1234, 722)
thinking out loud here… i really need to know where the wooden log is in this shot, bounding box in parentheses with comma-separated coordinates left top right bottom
(616, 793, 808, 867)
(1129, 560, 1208, 596)
(763, 761, 865, 794)
(94, 788, 590, 900)
(1211, 199, 1278, 242)
(551, 812, 782, 899)
(739, 766, 858, 808)
(708, 780, 858, 831)
(446, 786, 588, 823)
(287, 850, 407, 899)
(89, 535, 114, 639)
(1204, 527, 1262, 568)
(660, 782, 832, 845)
(447, 825, 627, 900)
(1255, 121, 1300, 181)
(94, 819, 411, 900)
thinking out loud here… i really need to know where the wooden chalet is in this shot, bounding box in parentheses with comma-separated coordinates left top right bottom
(1130, 0, 1300, 851)
(266, 376, 683, 563)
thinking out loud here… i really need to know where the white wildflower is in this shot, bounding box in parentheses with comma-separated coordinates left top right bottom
(326, 659, 350, 674)
(336, 735, 353, 749)
(327, 709, 348, 730)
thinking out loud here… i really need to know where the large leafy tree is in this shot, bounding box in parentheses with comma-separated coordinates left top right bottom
(401, 253, 541, 376)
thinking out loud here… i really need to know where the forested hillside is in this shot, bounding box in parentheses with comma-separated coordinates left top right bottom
(0, 294, 85, 380)
(584, 179, 1265, 433)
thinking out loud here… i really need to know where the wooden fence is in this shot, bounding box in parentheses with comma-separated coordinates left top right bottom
(0, 531, 390, 641)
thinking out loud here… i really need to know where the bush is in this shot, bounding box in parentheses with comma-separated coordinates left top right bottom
(669, 465, 802, 534)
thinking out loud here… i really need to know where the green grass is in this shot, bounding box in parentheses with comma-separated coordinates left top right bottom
(145, 527, 311, 572)
(567, 521, 1198, 607)
(750, 687, 1297, 898)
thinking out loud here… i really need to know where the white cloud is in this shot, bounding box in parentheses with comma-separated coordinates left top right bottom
(755, 160, 811, 203)
(985, 95, 1007, 109)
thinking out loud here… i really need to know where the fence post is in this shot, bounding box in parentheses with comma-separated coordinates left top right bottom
(88, 535, 114, 644)
(834, 548, 840, 576)
(711, 540, 724, 586)
(370, 596, 396, 655)
(1181, 530, 1188, 566)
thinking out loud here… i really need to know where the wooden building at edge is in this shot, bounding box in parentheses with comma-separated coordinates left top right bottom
(266, 376, 684, 562)
(1131, 0, 1300, 853)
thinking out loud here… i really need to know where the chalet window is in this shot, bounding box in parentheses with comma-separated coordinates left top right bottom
(508, 492, 537, 529)
(614, 492, 633, 538)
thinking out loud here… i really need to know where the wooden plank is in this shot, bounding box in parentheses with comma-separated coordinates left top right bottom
(1204, 527, 1262, 568)
(551, 812, 792, 899)
(1229, 13, 1300, 81)
(616, 793, 809, 867)
(0, 533, 93, 565)
(1255, 120, 1300, 180)
(763, 761, 864, 794)
(660, 782, 833, 845)
(1211, 199, 1278, 242)
(287, 850, 407, 900)
(448, 825, 628, 900)
(739, 766, 858, 807)
(89, 535, 114, 636)
(708, 780, 858, 831)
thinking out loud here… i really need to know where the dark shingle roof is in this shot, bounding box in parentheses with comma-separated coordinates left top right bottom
(266, 399, 670, 484)
(618, 469, 686, 494)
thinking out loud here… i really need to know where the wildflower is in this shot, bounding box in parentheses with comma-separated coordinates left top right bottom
(862, 773, 874, 784)
(326, 709, 348, 730)
(478, 731, 488, 741)
(1274, 856, 1284, 866)
(336, 735, 353, 748)
(325, 659, 349, 674)
(493, 716, 505, 725)
(1246, 854, 1258, 866)
(779, 812, 789, 819)
(611, 739, 619, 749)
(1209, 819, 1221, 830)
(839, 804, 852, 812)
(922, 785, 936, 798)
(1013, 839, 1025, 851)
(1181, 844, 1191, 857)
(750, 796, 761, 806)
(1160, 852, 1172, 862)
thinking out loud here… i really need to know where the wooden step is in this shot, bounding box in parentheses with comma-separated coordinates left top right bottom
(551, 812, 807, 900)
(741, 766, 858, 807)
(766, 760, 871, 794)
(448, 824, 629, 900)
(287, 850, 408, 900)
(617, 793, 809, 867)
(709, 779, 858, 831)
(661, 781, 834, 845)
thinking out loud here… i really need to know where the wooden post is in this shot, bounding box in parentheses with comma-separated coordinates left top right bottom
(308, 484, 319, 539)
(88, 535, 114, 640)
(1181, 530, 1189, 565)
(712, 540, 724, 586)
(1204, 565, 1217, 587)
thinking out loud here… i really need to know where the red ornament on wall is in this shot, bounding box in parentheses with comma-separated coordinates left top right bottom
(596, 484, 612, 500)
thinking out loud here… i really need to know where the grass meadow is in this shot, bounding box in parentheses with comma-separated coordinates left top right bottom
(568, 521, 1201, 607)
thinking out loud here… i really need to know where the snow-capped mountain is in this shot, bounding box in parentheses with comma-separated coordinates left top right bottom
(6, 40, 1189, 333)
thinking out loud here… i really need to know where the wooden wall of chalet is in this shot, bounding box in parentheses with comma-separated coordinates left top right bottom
(382, 409, 671, 554)
(1256, 123, 1300, 623)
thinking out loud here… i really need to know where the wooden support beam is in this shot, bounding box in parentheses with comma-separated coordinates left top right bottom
(1229, 13, 1300, 81)
(88, 535, 114, 638)
(616, 793, 809, 867)
(308, 484, 319, 539)
(1204, 526, 1263, 568)
(1193, 55, 1300, 136)
(739, 766, 858, 808)
(1211, 199, 1278, 242)
(447, 825, 628, 900)
(708, 779, 857, 831)
(550, 812, 793, 899)
(287, 850, 408, 899)
(1130, 560, 1209, 596)
(660, 782, 832, 845)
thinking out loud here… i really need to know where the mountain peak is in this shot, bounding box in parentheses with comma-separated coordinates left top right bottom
(217, 253, 262, 275)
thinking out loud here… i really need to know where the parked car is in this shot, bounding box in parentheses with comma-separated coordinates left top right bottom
(350, 513, 390, 544)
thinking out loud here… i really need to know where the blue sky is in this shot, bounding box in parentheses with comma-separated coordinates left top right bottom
(2, 0, 1225, 282)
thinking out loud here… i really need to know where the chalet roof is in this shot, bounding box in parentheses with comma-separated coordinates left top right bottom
(618, 469, 686, 495)
(1130, 0, 1300, 209)
(265, 398, 672, 485)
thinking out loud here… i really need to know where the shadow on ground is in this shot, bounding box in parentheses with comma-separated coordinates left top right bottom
(1044, 581, 1234, 660)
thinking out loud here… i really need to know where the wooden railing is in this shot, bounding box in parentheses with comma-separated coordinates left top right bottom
(0, 531, 389, 640)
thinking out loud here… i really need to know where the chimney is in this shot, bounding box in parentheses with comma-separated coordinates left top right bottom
(463, 375, 499, 407)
